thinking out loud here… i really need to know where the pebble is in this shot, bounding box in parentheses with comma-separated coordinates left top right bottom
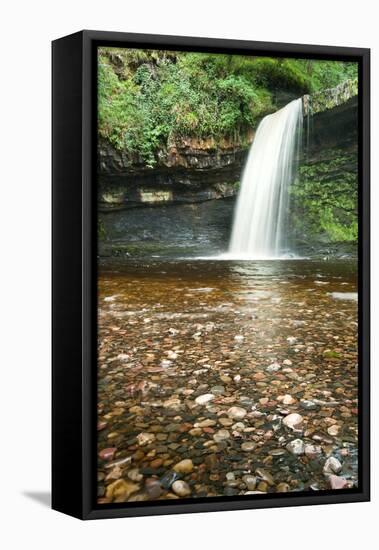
(105, 479, 139, 502)
(195, 419, 216, 428)
(282, 413, 303, 430)
(160, 471, 180, 490)
(327, 424, 340, 436)
(127, 468, 143, 482)
(286, 439, 305, 455)
(242, 475, 257, 491)
(329, 474, 348, 489)
(195, 393, 215, 405)
(173, 459, 194, 474)
(241, 441, 256, 452)
(227, 406, 247, 420)
(255, 468, 274, 486)
(213, 429, 231, 443)
(266, 362, 281, 372)
(145, 478, 162, 499)
(276, 483, 290, 492)
(282, 394, 296, 405)
(136, 433, 156, 446)
(172, 480, 191, 497)
(234, 335, 244, 342)
(323, 457, 342, 475)
(304, 444, 322, 459)
(99, 448, 117, 461)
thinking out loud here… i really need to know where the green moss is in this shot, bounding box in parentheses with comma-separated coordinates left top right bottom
(290, 151, 358, 244)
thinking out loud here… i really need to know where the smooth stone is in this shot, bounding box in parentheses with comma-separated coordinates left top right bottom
(286, 439, 305, 455)
(145, 478, 162, 499)
(323, 457, 342, 475)
(127, 468, 143, 482)
(329, 474, 348, 489)
(105, 466, 123, 481)
(304, 444, 322, 459)
(327, 425, 340, 436)
(300, 400, 318, 411)
(283, 413, 303, 430)
(105, 479, 139, 502)
(266, 362, 281, 373)
(241, 442, 256, 452)
(276, 482, 290, 492)
(213, 429, 231, 443)
(219, 418, 233, 427)
(234, 335, 244, 342)
(172, 480, 191, 497)
(160, 471, 180, 490)
(136, 432, 156, 446)
(282, 394, 296, 405)
(195, 419, 216, 428)
(227, 406, 247, 420)
(173, 459, 194, 474)
(104, 456, 132, 469)
(195, 394, 215, 406)
(255, 468, 274, 486)
(242, 475, 257, 491)
(211, 385, 225, 395)
(98, 447, 117, 461)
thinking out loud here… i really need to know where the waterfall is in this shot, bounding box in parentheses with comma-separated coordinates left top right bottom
(229, 98, 303, 259)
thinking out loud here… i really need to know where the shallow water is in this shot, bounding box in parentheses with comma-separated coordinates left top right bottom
(97, 259, 358, 503)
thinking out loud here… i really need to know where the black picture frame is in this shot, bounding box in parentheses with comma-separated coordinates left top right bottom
(52, 30, 370, 520)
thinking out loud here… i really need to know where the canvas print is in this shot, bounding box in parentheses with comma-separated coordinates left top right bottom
(96, 47, 359, 505)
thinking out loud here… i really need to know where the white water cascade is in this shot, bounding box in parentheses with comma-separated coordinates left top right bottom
(229, 98, 303, 259)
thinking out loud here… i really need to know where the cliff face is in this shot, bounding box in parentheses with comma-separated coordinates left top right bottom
(98, 134, 253, 210)
(290, 80, 358, 253)
(98, 80, 358, 252)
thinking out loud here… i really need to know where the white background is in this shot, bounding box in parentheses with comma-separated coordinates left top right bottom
(0, 0, 376, 548)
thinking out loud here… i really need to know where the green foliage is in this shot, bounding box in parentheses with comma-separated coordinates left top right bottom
(98, 47, 358, 164)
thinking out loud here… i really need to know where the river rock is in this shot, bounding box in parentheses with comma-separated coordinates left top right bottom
(127, 468, 143, 482)
(286, 439, 305, 455)
(266, 362, 281, 373)
(304, 444, 322, 459)
(160, 471, 180, 490)
(136, 432, 156, 446)
(242, 475, 257, 491)
(213, 429, 231, 443)
(327, 424, 340, 436)
(145, 478, 162, 499)
(173, 459, 194, 474)
(105, 479, 139, 502)
(195, 419, 217, 428)
(241, 441, 256, 452)
(276, 482, 290, 492)
(195, 393, 215, 405)
(282, 413, 303, 430)
(329, 474, 348, 489)
(227, 406, 247, 420)
(323, 457, 342, 475)
(172, 480, 191, 497)
(282, 394, 296, 405)
(99, 447, 117, 461)
(255, 468, 274, 486)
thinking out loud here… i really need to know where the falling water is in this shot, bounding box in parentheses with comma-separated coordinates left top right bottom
(229, 98, 303, 258)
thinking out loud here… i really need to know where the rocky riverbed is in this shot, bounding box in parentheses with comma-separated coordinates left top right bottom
(97, 259, 358, 504)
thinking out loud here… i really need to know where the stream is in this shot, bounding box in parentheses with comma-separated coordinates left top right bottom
(97, 257, 358, 502)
